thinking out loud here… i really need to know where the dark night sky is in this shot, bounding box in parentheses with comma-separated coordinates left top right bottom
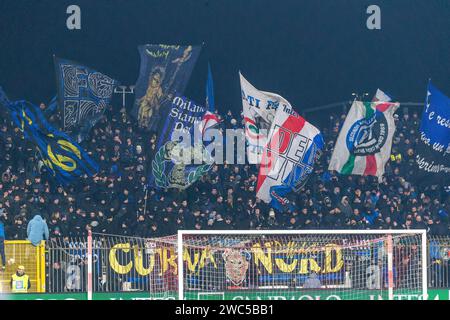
(0, 0, 448, 121)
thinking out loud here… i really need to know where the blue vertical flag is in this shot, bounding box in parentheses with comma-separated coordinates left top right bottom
(415, 81, 450, 184)
(206, 62, 215, 112)
(1, 97, 99, 186)
(54, 56, 118, 142)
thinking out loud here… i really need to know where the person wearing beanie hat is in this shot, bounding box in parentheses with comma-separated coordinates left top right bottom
(10, 265, 31, 293)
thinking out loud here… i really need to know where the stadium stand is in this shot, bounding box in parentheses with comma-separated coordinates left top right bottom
(0, 102, 448, 242)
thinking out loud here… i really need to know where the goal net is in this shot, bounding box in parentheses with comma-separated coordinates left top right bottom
(177, 230, 427, 300)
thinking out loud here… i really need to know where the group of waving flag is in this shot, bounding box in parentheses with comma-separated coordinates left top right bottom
(240, 73, 449, 211)
(0, 44, 220, 189)
(0, 42, 448, 213)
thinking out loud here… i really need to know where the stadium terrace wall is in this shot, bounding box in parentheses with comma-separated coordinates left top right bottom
(6, 289, 450, 300)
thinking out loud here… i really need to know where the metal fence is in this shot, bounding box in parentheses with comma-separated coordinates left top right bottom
(1, 240, 46, 293)
(45, 234, 450, 293)
(46, 237, 88, 293)
(428, 236, 450, 288)
(46, 234, 178, 296)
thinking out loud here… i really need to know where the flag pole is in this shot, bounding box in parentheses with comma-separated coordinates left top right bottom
(140, 185, 149, 219)
(114, 85, 135, 112)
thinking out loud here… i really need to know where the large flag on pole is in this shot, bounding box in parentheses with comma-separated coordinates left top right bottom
(414, 81, 450, 183)
(205, 63, 215, 112)
(54, 56, 118, 142)
(240, 72, 293, 164)
(2, 99, 98, 185)
(132, 44, 201, 131)
(328, 100, 399, 181)
(256, 105, 324, 210)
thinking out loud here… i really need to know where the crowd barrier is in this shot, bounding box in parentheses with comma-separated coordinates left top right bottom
(0, 240, 45, 293)
(1, 234, 449, 295)
(428, 236, 450, 288)
(45, 233, 450, 294)
(46, 233, 177, 297)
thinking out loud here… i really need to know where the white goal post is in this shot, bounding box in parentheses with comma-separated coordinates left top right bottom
(177, 230, 427, 300)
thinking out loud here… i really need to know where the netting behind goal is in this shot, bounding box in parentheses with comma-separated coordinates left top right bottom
(178, 230, 427, 300)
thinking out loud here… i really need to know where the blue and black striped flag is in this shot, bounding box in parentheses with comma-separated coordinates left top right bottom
(2, 97, 98, 185)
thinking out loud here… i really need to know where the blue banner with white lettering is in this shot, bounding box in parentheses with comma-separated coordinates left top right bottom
(132, 44, 201, 132)
(2, 99, 98, 186)
(415, 81, 450, 183)
(150, 96, 212, 190)
(54, 56, 118, 143)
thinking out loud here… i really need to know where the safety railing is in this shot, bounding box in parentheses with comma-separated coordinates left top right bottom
(428, 236, 450, 288)
(1, 240, 45, 293)
(46, 237, 90, 293)
(46, 233, 178, 297)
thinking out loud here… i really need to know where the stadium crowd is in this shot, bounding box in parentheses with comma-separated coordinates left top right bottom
(0, 102, 448, 242)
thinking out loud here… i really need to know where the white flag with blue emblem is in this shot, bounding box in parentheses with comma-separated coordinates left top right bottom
(328, 100, 399, 182)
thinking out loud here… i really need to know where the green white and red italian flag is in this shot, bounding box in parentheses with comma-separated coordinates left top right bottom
(328, 100, 399, 182)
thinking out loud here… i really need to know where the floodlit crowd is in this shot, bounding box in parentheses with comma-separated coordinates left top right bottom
(0, 102, 448, 242)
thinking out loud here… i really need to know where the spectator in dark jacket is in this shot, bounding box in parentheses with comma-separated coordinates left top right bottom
(0, 100, 447, 239)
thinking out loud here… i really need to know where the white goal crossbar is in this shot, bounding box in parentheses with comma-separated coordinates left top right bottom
(177, 229, 427, 300)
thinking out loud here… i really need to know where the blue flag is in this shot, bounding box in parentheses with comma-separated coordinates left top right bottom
(54, 56, 118, 142)
(206, 63, 215, 112)
(2, 99, 99, 185)
(132, 44, 201, 131)
(415, 81, 450, 183)
(150, 96, 212, 190)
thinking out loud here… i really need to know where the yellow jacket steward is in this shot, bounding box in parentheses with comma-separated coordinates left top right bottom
(11, 274, 30, 293)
